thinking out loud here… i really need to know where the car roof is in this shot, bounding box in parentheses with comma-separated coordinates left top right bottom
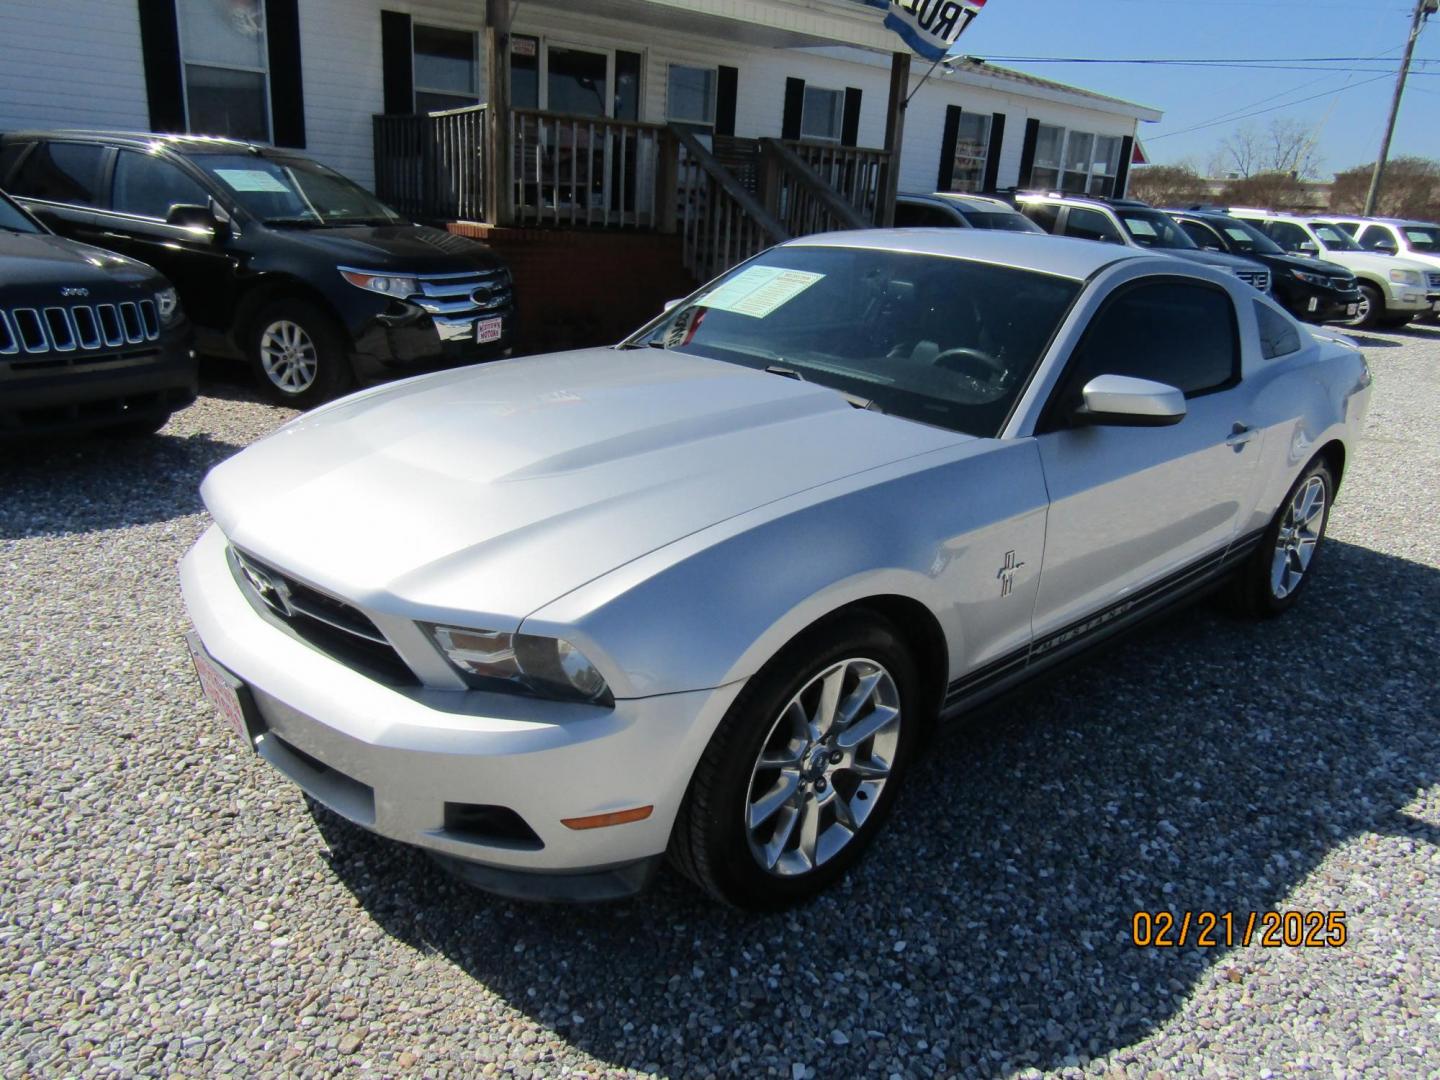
(1330, 216, 1436, 228)
(922, 192, 1020, 212)
(787, 228, 1152, 280)
(1014, 192, 1153, 211)
(0, 129, 284, 156)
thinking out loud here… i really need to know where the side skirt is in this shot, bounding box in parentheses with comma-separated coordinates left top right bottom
(939, 528, 1266, 720)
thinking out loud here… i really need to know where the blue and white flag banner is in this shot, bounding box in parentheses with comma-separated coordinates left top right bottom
(860, 0, 986, 61)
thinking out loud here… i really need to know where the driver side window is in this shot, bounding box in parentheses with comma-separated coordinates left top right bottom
(1047, 280, 1239, 427)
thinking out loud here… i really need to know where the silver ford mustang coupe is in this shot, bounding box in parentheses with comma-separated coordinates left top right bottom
(182, 230, 1371, 909)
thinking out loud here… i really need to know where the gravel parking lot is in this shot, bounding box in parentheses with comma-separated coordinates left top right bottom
(3, 327, 1438, 1079)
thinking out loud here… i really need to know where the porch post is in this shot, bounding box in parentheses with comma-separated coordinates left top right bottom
(484, 0, 512, 226)
(878, 51, 910, 228)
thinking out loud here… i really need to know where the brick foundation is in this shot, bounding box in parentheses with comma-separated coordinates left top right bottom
(446, 223, 698, 355)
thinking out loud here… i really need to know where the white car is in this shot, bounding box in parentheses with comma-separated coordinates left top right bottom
(1325, 216, 1440, 319)
(182, 230, 1371, 909)
(1228, 209, 1434, 327)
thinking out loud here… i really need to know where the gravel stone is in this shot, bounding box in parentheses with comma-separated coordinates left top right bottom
(1, 327, 1438, 1077)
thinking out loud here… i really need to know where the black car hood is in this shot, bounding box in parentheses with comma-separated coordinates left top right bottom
(1248, 251, 1353, 277)
(0, 230, 158, 288)
(1165, 248, 1266, 273)
(259, 223, 505, 274)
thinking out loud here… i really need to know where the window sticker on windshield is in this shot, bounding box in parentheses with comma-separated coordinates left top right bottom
(214, 169, 290, 193)
(1404, 229, 1433, 244)
(1224, 227, 1252, 242)
(699, 266, 825, 318)
(1126, 218, 1158, 237)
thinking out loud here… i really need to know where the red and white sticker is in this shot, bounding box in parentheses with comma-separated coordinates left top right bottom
(477, 317, 503, 344)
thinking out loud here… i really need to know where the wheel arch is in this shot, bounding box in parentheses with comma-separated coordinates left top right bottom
(232, 274, 355, 353)
(1315, 438, 1346, 493)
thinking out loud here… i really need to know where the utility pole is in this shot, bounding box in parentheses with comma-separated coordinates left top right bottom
(1363, 0, 1437, 216)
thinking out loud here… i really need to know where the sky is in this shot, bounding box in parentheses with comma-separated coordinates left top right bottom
(943, 0, 1440, 177)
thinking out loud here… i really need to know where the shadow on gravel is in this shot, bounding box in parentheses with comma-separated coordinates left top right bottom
(312, 539, 1440, 1077)
(1340, 333, 1402, 349)
(0, 431, 238, 539)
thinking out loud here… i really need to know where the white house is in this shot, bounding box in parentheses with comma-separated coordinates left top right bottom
(0, 0, 1161, 201)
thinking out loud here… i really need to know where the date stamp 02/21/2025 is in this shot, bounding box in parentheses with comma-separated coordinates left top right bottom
(1131, 911, 1348, 948)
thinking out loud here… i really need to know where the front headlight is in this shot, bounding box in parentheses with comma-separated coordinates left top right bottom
(340, 268, 420, 299)
(1389, 269, 1422, 286)
(155, 287, 182, 326)
(1291, 269, 1331, 287)
(426, 624, 613, 705)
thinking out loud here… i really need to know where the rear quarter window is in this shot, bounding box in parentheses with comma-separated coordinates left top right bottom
(1254, 300, 1302, 360)
(9, 142, 107, 206)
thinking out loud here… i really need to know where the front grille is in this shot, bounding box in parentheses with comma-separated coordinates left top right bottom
(0, 299, 159, 358)
(229, 547, 418, 686)
(413, 269, 513, 317)
(1235, 269, 1271, 293)
(1427, 271, 1440, 290)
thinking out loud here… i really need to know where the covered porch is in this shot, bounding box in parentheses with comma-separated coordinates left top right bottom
(370, 0, 916, 287)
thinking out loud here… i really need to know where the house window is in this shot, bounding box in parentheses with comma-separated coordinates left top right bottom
(175, 0, 271, 142)
(949, 113, 992, 192)
(1032, 125, 1123, 196)
(413, 25, 479, 113)
(668, 65, 716, 127)
(801, 86, 844, 142)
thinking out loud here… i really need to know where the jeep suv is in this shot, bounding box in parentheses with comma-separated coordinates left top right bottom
(1012, 194, 1273, 293)
(0, 131, 515, 407)
(1225, 210, 1434, 328)
(1167, 209, 1361, 324)
(0, 188, 195, 437)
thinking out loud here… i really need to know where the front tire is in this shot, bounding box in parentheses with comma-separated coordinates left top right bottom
(247, 299, 352, 408)
(1224, 457, 1333, 618)
(1341, 284, 1384, 329)
(669, 614, 921, 910)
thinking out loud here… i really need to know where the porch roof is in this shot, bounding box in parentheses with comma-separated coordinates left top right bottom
(522, 0, 898, 53)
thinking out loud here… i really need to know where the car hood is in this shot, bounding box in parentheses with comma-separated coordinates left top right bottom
(1317, 249, 1431, 276)
(1164, 248, 1266, 273)
(1253, 251, 1354, 278)
(0, 229, 159, 289)
(202, 347, 968, 626)
(260, 223, 505, 274)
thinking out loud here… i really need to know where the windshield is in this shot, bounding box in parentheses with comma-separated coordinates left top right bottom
(194, 153, 404, 227)
(961, 210, 1042, 233)
(1211, 218, 1282, 256)
(1119, 210, 1196, 250)
(1402, 226, 1440, 252)
(0, 192, 42, 234)
(1310, 223, 1360, 251)
(624, 246, 1081, 438)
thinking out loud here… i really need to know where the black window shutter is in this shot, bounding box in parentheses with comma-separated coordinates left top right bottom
(265, 0, 306, 147)
(716, 66, 738, 136)
(381, 10, 415, 115)
(982, 113, 1006, 191)
(137, 0, 186, 133)
(782, 77, 805, 141)
(1115, 135, 1135, 197)
(841, 87, 862, 147)
(937, 105, 961, 191)
(1017, 117, 1041, 188)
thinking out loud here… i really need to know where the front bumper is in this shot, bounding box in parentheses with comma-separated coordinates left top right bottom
(0, 327, 196, 437)
(1384, 287, 1430, 314)
(1279, 282, 1362, 323)
(180, 525, 741, 899)
(350, 302, 517, 383)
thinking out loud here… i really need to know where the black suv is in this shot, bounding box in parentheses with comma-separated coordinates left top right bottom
(0, 189, 194, 438)
(0, 132, 514, 407)
(1167, 209, 1361, 324)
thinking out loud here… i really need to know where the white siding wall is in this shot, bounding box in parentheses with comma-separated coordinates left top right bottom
(0, 0, 1142, 197)
(0, 0, 151, 134)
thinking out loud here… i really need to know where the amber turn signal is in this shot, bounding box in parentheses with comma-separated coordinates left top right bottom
(561, 806, 654, 830)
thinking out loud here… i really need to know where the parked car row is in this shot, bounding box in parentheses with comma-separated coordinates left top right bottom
(897, 188, 1440, 331)
(0, 129, 516, 435)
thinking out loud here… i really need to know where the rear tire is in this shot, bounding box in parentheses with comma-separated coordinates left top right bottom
(246, 299, 352, 408)
(669, 614, 922, 910)
(1223, 457, 1333, 618)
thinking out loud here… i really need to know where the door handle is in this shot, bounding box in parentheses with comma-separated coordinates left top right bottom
(1225, 422, 1257, 449)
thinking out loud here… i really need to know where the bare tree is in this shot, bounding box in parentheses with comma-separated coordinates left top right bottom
(1212, 119, 1324, 180)
(1331, 156, 1440, 219)
(1220, 171, 1309, 211)
(1128, 164, 1212, 208)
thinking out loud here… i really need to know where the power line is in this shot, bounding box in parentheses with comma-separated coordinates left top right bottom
(978, 54, 1438, 65)
(1147, 72, 1395, 139)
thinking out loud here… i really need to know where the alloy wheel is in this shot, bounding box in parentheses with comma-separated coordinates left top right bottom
(744, 657, 902, 876)
(259, 320, 319, 394)
(1271, 475, 1326, 599)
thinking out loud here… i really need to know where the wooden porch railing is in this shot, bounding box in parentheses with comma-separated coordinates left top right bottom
(671, 127, 789, 284)
(509, 109, 674, 229)
(760, 139, 870, 238)
(782, 140, 890, 226)
(373, 105, 489, 223)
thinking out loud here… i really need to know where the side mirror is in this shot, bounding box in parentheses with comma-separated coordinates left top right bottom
(1297, 241, 1318, 255)
(1372, 240, 1397, 255)
(166, 200, 232, 240)
(1073, 374, 1186, 427)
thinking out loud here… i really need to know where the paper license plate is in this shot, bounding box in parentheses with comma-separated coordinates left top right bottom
(476, 317, 503, 344)
(187, 633, 251, 746)
(1432, 300, 1440, 313)
(1346, 303, 1359, 316)
(1307, 297, 1319, 313)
